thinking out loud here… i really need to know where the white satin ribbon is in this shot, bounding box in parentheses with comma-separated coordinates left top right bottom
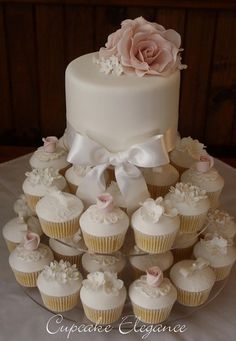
(67, 131, 169, 211)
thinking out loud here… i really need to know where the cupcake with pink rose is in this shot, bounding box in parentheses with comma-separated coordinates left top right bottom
(169, 137, 207, 175)
(80, 193, 129, 254)
(30, 136, 70, 175)
(9, 232, 54, 287)
(129, 266, 177, 323)
(181, 154, 224, 208)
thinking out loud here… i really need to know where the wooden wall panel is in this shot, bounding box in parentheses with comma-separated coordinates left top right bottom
(126, 6, 155, 20)
(156, 8, 186, 39)
(179, 10, 216, 140)
(0, 5, 12, 140)
(205, 11, 236, 148)
(36, 4, 65, 138)
(5, 4, 39, 144)
(65, 6, 94, 64)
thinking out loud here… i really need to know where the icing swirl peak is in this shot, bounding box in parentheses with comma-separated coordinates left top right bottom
(82, 271, 124, 295)
(169, 182, 207, 205)
(25, 168, 62, 186)
(43, 260, 80, 284)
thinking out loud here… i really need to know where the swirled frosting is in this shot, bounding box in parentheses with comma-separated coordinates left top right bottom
(42, 260, 80, 284)
(140, 197, 178, 223)
(33, 146, 66, 161)
(133, 276, 172, 297)
(82, 271, 124, 295)
(169, 182, 207, 205)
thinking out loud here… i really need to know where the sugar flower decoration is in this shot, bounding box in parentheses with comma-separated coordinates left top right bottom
(42, 136, 58, 153)
(43, 260, 80, 284)
(175, 137, 206, 160)
(140, 197, 178, 222)
(23, 232, 40, 251)
(195, 154, 214, 173)
(25, 167, 62, 186)
(82, 271, 123, 295)
(207, 209, 234, 225)
(97, 193, 115, 213)
(97, 16, 186, 77)
(169, 182, 207, 205)
(179, 258, 209, 277)
(146, 266, 163, 287)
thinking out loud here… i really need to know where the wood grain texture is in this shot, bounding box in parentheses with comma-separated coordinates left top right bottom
(0, 5, 12, 139)
(126, 6, 155, 21)
(65, 5, 94, 64)
(179, 9, 216, 140)
(36, 4, 65, 138)
(5, 3, 40, 144)
(205, 11, 236, 147)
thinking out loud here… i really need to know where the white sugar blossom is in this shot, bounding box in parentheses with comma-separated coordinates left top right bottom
(25, 168, 62, 186)
(175, 137, 206, 160)
(14, 194, 34, 219)
(43, 260, 80, 284)
(82, 271, 123, 295)
(140, 197, 178, 222)
(202, 233, 232, 255)
(169, 182, 207, 205)
(94, 55, 124, 76)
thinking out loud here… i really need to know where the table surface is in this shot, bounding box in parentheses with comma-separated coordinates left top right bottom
(0, 154, 236, 341)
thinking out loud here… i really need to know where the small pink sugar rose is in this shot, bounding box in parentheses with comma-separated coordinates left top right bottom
(195, 154, 214, 173)
(42, 136, 58, 153)
(146, 266, 163, 287)
(97, 193, 115, 213)
(99, 16, 186, 77)
(23, 232, 40, 251)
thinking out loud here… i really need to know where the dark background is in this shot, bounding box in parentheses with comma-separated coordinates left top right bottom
(0, 0, 236, 161)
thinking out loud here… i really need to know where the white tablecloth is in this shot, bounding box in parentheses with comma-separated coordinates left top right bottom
(0, 155, 236, 341)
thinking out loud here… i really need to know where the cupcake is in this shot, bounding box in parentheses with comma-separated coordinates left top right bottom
(65, 165, 93, 194)
(142, 164, 179, 198)
(29, 136, 70, 174)
(181, 154, 224, 208)
(193, 233, 236, 281)
(13, 194, 34, 219)
(81, 252, 126, 278)
(36, 190, 84, 239)
(80, 271, 126, 324)
(3, 215, 28, 252)
(172, 232, 198, 261)
(202, 209, 236, 239)
(170, 258, 216, 306)
(37, 260, 83, 312)
(106, 181, 128, 212)
(131, 197, 180, 254)
(129, 246, 174, 279)
(169, 136, 206, 175)
(22, 168, 67, 212)
(49, 230, 84, 267)
(80, 193, 129, 254)
(9, 232, 54, 287)
(129, 266, 177, 323)
(165, 182, 210, 233)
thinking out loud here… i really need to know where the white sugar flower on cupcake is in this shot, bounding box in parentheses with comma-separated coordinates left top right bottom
(30, 136, 70, 175)
(37, 260, 83, 312)
(131, 197, 180, 253)
(170, 258, 216, 306)
(9, 232, 53, 287)
(202, 209, 236, 239)
(80, 271, 126, 324)
(165, 182, 210, 233)
(193, 233, 236, 281)
(129, 266, 177, 323)
(142, 164, 179, 199)
(22, 168, 67, 212)
(181, 154, 224, 208)
(36, 190, 84, 239)
(169, 136, 206, 175)
(80, 193, 129, 254)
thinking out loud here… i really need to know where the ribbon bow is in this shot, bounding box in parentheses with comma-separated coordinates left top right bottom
(67, 132, 169, 210)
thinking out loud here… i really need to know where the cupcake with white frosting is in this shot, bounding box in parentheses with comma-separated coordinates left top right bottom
(3, 214, 28, 252)
(170, 258, 216, 306)
(172, 232, 198, 261)
(49, 230, 84, 267)
(129, 266, 177, 323)
(165, 182, 210, 233)
(80, 271, 126, 324)
(30, 136, 70, 175)
(81, 252, 126, 277)
(169, 136, 206, 175)
(22, 168, 67, 212)
(65, 165, 93, 194)
(131, 197, 180, 253)
(193, 233, 236, 281)
(202, 209, 236, 239)
(142, 164, 179, 199)
(181, 154, 224, 208)
(37, 260, 83, 312)
(36, 190, 84, 238)
(80, 193, 129, 254)
(129, 246, 174, 279)
(9, 232, 53, 287)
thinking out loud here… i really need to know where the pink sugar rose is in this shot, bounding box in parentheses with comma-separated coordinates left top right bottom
(23, 232, 40, 251)
(146, 266, 163, 287)
(97, 193, 115, 213)
(99, 16, 185, 77)
(195, 154, 214, 173)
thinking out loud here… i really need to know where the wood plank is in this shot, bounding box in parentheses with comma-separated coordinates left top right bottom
(156, 8, 186, 40)
(1, 1, 236, 10)
(36, 4, 65, 138)
(205, 11, 236, 147)
(94, 6, 126, 51)
(5, 3, 40, 145)
(126, 6, 155, 21)
(0, 5, 12, 142)
(178, 9, 216, 140)
(65, 5, 94, 64)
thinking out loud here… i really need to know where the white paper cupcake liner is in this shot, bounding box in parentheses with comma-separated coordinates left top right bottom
(133, 229, 177, 253)
(82, 231, 125, 254)
(82, 303, 124, 324)
(131, 302, 173, 323)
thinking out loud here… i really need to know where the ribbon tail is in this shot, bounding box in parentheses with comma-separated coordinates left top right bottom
(76, 164, 108, 207)
(115, 163, 150, 213)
